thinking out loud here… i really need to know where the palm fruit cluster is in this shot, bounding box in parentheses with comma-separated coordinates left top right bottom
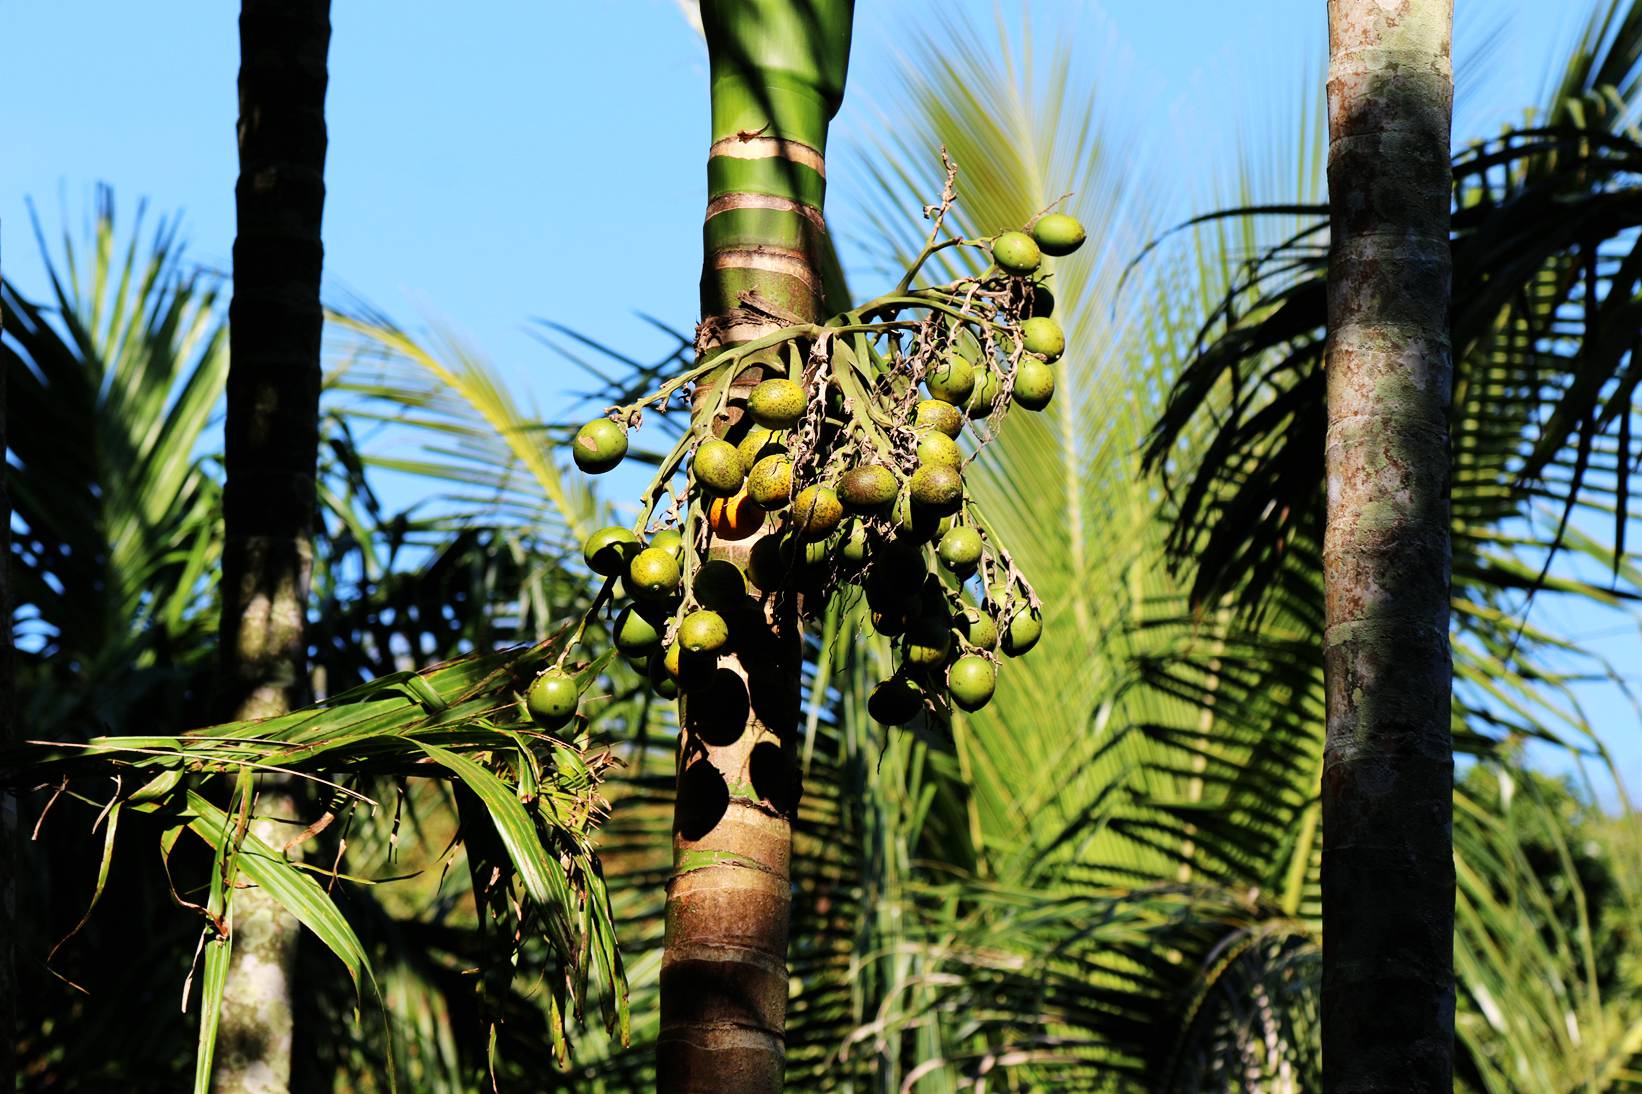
(537, 180, 1084, 730)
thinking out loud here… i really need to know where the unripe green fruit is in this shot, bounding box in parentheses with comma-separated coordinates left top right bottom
(694, 439, 745, 496)
(955, 606, 999, 651)
(627, 546, 682, 600)
(916, 431, 963, 470)
(874, 539, 927, 587)
(1026, 284, 1055, 318)
(868, 676, 924, 726)
(650, 528, 685, 559)
(736, 424, 785, 468)
(748, 454, 794, 509)
(839, 519, 870, 564)
(909, 465, 963, 515)
(925, 354, 976, 405)
(647, 653, 679, 699)
(792, 485, 844, 540)
(903, 617, 952, 668)
(613, 604, 662, 656)
(1020, 316, 1065, 362)
(571, 419, 628, 474)
(748, 378, 806, 429)
(1001, 605, 1043, 656)
(526, 669, 579, 727)
(937, 525, 983, 573)
(947, 655, 997, 712)
(1032, 212, 1086, 256)
(838, 465, 899, 511)
(967, 370, 1002, 419)
(915, 399, 965, 439)
(1013, 359, 1056, 411)
(583, 526, 638, 576)
(892, 490, 943, 541)
(993, 231, 1042, 275)
(693, 558, 748, 611)
(678, 610, 729, 654)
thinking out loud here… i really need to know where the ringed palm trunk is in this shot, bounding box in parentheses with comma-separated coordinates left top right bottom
(214, 2, 329, 1091)
(1322, 1, 1455, 1089)
(657, 2, 853, 1090)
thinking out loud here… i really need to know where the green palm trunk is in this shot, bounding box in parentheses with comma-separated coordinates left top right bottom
(214, 2, 330, 1091)
(1322, 0, 1456, 1089)
(658, 2, 853, 1090)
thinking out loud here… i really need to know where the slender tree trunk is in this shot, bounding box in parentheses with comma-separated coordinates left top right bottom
(1322, 2, 1455, 1090)
(657, 3, 852, 1090)
(214, 3, 329, 1091)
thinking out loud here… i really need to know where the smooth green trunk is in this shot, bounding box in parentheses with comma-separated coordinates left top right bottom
(657, 3, 852, 1091)
(1322, 1, 1456, 1090)
(214, 3, 330, 1091)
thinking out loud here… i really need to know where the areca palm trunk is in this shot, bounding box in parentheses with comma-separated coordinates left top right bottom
(1322, 1, 1455, 1089)
(214, 2, 329, 1090)
(658, 2, 853, 1090)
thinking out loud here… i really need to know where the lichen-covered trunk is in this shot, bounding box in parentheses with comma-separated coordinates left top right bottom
(214, 2, 329, 1091)
(1322, 1, 1455, 1090)
(657, 3, 852, 1090)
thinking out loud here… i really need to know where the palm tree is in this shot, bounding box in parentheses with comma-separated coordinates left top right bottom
(659, 2, 854, 1089)
(1319, 1, 1457, 1087)
(213, 0, 332, 1087)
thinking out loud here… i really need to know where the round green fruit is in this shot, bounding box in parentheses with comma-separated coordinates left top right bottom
(892, 490, 942, 541)
(839, 519, 870, 565)
(1013, 359, 1056, 411)
(967, 370, 1002, 419)
(916, 431, 963, 470)
(747, 454, 794, 510)
(526, 669, 579, 727)
(647, 653, 679, 699)
(792, 485, 844, 540)
(1020, 316, 1065, 362)
(678, 610, 729, 654)
(947, 655, 997, 712)
(693, 558, 748, 611)
(694, 439, 745, 496)
(903, 617, 953, 668)
(868, 676, 924, 726)
(650, 528, 685, 559)
(571, 419, 628, 474)
(1026, 284, 1055, 318)
(583, 526, 638, 576)
(613, 604, 662, 656)
(838, 465, 899, 511)
(748, 378, 806, 429)
(1001, 605, 1043, 656)
(993, 231, 1042, 276)
(1032, 212, 1086, 256)
(909, 465, 963, 515)
(955, 605, 999, 651)
(937, 526, 983, 573)
(737, 424, 785, 468)
(915, 398, 965, 439)
(925, 354, 976, 405)
(627, 546, 682, 601)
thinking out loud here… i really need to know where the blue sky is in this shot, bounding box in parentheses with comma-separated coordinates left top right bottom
(5, 0, 1634, 797)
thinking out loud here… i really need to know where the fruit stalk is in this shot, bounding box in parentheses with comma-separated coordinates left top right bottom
(657, 2, 853, 1090)
(1322, 1, 1456, 1089)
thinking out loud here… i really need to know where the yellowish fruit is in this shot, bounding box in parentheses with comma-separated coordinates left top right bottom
(627, 546, 681, 601)
(693, 439, 745, 496)
(748, 454, 794, 510)
(915, 398, 965, 439)
(748, 378, 806, 429)
(925, 354, 976, 404)
(916, 431, 963, 469)
(903, 617, 952, 668)
(678, 610, 729, 654)
(909, 465, 962, 515)
(736, 424, 785, 468)
(838, 465, 899, 511)
(792, 485, 844, 540)
(650, 528, 684, 559)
